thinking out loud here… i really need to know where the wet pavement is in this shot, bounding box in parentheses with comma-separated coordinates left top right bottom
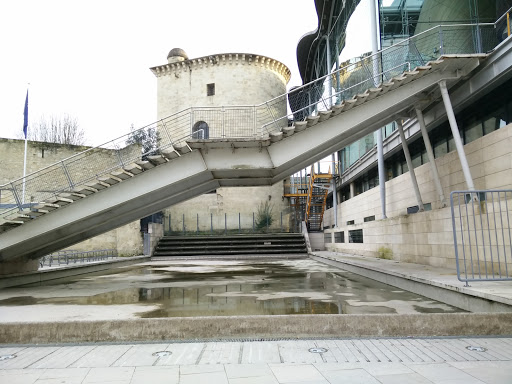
(0, 259, 464, 322)
(1, 337, 512, 383)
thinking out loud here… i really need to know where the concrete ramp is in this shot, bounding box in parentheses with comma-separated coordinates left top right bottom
(0, 56, 487, 263)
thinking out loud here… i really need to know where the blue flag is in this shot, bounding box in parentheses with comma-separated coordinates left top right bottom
(23, 90, 28, 139)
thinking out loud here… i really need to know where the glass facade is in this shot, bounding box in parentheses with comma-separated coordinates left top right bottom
(336, 0, 511, 196)
(347, 77, 512, 196)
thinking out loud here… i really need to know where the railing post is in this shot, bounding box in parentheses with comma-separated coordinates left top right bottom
(190, 108, 194, 138)
(238, 212, 241, 233)
(222, 107, 226, 138)
(211, 213, 213, 234)
(11, 182, 23, 212)
(61, 161, 74, 189)
(113, 142, 125, 168)
(508, 11, 511, 37)
(438, 26, 445, 56)
(182, 213, 185, 235)
(253, 212, 255, 232)
(253, 106, 257, 137)
(197, 213, 199, 234)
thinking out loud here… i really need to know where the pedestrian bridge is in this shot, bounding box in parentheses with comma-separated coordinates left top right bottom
(1, 22, 510, 266)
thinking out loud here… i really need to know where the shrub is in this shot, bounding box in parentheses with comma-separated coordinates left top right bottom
(256, 201, 274, 230)
(377, 246, 393, 260)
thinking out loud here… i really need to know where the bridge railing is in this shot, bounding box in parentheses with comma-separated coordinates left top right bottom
(0, 16, 507, 224)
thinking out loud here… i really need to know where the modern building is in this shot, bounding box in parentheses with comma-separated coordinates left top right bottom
(292, 0, 512, 269)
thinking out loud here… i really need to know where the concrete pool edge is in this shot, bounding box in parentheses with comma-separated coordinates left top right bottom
(310, 254, 512, 313)
(0, 256, 151, 289)
(1, 313, 512, 344)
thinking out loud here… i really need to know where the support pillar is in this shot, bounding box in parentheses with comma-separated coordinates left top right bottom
(322, 35, 332, 109)
(370, 0, 386, 218)
(331, 153, 338, 228)
(376, 129, 387, 219)
(415, 107, 446, 207)
(396, 120, 424, 211)
(350, 182, 355, 199)
(439, 80, 475, 191)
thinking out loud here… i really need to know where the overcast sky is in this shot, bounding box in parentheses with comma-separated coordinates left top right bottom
(0, 0, 372, 146)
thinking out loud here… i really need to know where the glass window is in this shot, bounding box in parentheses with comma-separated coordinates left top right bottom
(464, 121, 483, 144)
(434, 138, 447, 158)
(411, 152, 422, 168)
(448, 135, 456, 153)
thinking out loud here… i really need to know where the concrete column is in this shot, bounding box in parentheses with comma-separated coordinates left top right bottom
(415, 107, 447, 207)
(331, 153, 338, 228)
(370, 0, 387, 219)
(369, 0, 381, 86)
(0, 256, 39, 275)
(396, 120, 425, 211)
(376, 129, 387, 219)
(322, 35, 332, 109)
(350, 182, 355, 199)
(439, 80, 475, 191)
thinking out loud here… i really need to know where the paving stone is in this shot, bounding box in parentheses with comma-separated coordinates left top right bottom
(28, 346, 96, 369)
(69, 345, 132, 368)
(269, 364, 327, 383)
(130, 366, 179, 384)
(82, 367, 134, 383)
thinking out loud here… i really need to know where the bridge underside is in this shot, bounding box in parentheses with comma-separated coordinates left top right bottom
(0, 56, 492, 267)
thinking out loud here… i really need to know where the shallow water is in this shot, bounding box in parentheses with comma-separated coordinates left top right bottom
(0, 259, 465, 320)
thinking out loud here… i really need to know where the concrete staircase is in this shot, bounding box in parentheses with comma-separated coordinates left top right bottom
(152, 233, 308, 258)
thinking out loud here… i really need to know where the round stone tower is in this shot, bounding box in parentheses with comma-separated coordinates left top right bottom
(150, 48, 291, 139)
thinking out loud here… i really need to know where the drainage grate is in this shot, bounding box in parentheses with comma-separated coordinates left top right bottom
(466, 346, 487, 352)
(0, 354, 16, 361)
(152, 351, 172, 357)
(308, 347, 328, 353)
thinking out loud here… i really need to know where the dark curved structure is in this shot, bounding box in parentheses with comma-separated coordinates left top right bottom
(296, 0, 361, 85)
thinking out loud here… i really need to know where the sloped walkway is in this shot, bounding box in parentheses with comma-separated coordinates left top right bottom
(311, 251, 512, 311)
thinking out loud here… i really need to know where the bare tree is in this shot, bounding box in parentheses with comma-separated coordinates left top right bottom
(28, 114, 86, 146)
(126, 124, 160, 160)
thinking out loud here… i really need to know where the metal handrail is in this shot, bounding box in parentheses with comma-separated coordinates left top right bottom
(0, 15, 508, 224)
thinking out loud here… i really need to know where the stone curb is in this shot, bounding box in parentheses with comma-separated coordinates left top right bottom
(1, 313, 512, 344)
(311, 253, 512, 310)
(0, 256, 151, 289)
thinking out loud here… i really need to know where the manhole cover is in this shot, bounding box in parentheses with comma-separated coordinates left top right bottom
(308, 347, 328, 353)
(152, 351, 172, 357)
(0, 354, 16, 361)
(466, 346, 487, 352)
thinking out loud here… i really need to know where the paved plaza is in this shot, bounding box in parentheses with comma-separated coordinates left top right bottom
(1, 337, 512, 383)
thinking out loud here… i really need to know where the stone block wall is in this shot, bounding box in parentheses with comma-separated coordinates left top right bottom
(152, 53, 290, 141)
(324, 123, 512, 269)
(0, 138, 143, 257)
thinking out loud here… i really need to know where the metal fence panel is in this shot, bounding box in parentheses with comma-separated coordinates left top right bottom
(451, 190, 512, 284)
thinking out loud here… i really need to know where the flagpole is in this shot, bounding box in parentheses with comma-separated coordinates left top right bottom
(22, 85, 29, 207)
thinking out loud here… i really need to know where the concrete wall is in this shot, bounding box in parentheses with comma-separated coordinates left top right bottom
(0, 138, 143, 256)
(323, 123, 512, 269)
(309, 232, 326, 252)
(165, 183, 291, 233)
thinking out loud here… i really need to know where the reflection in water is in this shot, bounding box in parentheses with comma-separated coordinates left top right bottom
(0, 260, 465, 317)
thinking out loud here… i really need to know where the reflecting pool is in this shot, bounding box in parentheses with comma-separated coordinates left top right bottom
(0, 259, 465, 321)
